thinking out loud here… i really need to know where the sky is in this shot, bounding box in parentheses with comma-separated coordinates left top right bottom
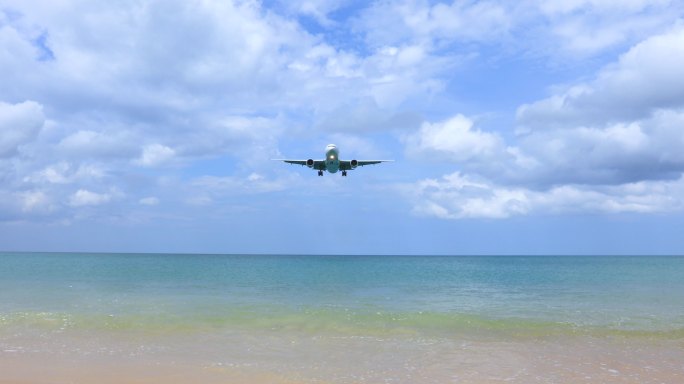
(2, 0, 684, 255)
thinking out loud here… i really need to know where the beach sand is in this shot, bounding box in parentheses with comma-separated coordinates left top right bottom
(2, 330, 683, 383)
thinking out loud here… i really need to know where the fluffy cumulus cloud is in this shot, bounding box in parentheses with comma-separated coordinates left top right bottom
(408, 172, 684, 219)
(514, 25, 684, 186)
(409, 173, 529, 219)
(404, 114, 505, 163)
(407, 23, 684, 219)
(518, 25, 684, 129)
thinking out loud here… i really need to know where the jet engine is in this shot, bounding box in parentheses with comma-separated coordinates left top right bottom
(306, 159, 315, 168)
(350, 159, 358, 169)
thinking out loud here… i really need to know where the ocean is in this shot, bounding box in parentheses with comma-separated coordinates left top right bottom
(1, 253, 683, 383)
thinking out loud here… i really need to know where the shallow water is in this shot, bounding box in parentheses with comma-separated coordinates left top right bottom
(2, 253, 683, 334)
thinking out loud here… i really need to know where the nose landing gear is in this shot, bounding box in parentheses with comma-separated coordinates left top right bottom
(342, 171, 347, 177)
(318, 170, 323, 176)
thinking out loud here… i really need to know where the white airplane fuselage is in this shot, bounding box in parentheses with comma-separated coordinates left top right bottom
(325, 144, 340, 173)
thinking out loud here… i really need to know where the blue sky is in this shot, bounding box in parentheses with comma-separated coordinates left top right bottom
(2, 0, 684, 254)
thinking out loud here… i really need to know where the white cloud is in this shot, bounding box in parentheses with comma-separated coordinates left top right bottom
(0, 100, 45, 157)
(2, 1, 314, 147)
(401, 24, 684, 218)
(536, 0, 669, 15)
(402, 123, 682, 220)
(404, 114, 505, 163)
(139, 196, 159, 206)
(535, 0, 679, 56)
(402, 108, 677, 188)
(19, 190, 52, 213)
(246, 173, 264, 182)
(3, 1, 300, 99)
(315, 98, 422, 133)
(2, 1, 329, 223)
(58, 130, 138, 158)
(428, 1, 511, 41)
(511, 114, 684, 186)
(1, 0, 455, 164)
(518, 25, 684, 130)
(24, 162, 106, 184)
(364, 44, 449, 109)
(286, 39, 450, 111)
(358, 0, 511, 47)
(408, 173, 530, 219)
(69, 189, 112, 207)
(509, 26, 684, 186)
(277, 0, 348, 27)
(395, 21, 684, 221)
(408, 172, 684, 219)
(356, 0, 681, 60)
(136, 144, 176, 167)
(186, 195, 213, 206)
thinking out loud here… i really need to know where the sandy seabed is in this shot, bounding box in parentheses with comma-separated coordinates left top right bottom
(1, 329, 683, 384)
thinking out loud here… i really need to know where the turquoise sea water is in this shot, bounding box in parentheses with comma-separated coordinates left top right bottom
(1, 253, 684, 338)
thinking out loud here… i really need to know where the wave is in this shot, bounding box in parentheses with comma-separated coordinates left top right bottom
(2, 308, 683, 340)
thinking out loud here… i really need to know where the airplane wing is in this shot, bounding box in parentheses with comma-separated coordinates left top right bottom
(275, 159, 327, 170)
(339, 160, 393, 171)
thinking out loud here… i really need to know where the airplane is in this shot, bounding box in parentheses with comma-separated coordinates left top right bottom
(274, 144, 393, 176)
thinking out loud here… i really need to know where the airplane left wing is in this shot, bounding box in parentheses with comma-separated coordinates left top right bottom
(275, 159, 326, 170)
(339, 160, 393, 170)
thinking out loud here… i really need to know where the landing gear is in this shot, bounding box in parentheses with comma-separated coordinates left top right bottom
(318, 170, 323, 176)
(342, 171, 347, 177)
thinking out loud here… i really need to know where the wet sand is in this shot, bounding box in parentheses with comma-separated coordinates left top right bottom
(1, 330, 683, 383)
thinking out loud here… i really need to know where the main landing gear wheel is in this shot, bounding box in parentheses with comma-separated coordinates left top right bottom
(318, 170, 323, 176)
(342, 171, 347, 176)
